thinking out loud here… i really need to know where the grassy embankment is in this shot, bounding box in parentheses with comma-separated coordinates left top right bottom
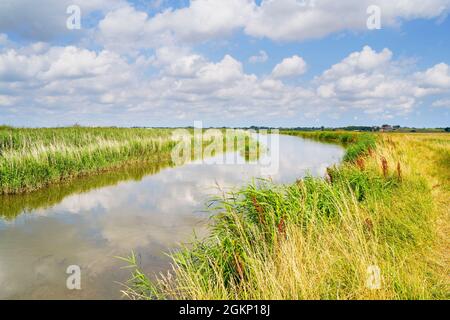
(123, 131, 449, 300)
(0, 126, 259, 195)
(0, 127, 177, 194)
(0, 162, 171, 220)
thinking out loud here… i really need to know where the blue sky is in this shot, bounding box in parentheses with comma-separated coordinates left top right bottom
(0, 0, 449, 127)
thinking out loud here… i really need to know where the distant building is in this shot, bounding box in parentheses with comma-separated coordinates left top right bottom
(381, 124, 393, 132)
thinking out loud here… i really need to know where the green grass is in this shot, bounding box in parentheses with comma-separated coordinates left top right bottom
(0, 126, 261, 194)
(281, 130, 376, 162)
(0, 160, 173, 219)
(122, 132, 449, 300)
(0, 127, 177, 194)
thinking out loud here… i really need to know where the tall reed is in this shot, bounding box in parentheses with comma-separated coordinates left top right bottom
(0, 127, 176, 194)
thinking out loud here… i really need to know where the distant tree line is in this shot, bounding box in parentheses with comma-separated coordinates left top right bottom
(244, 125, 450, 133)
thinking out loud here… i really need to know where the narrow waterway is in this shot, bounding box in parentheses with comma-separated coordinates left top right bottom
(0, 135, 344, 299)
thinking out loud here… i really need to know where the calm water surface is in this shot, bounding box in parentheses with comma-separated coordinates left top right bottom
(0, 135, 344, 299)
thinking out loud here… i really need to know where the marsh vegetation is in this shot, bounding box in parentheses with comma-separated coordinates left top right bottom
(122, 132, 449, 300)
(0, 127, 176, 194)
(0, 127, 259, 195)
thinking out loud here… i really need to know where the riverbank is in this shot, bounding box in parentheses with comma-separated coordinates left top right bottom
(123, 131, 449, 299)
(0, 127, 177, 194)
(0, 127, 260, 195)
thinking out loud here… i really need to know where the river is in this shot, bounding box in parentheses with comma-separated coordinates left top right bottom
(0, 134, 344, 299)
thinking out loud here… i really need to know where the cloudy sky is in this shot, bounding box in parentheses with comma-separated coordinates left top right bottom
(0, 0, 449, 127)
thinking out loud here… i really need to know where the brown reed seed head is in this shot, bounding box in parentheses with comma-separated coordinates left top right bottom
(356, 157, 365, 171)
(252, 196, 265, 225)
(381, 156, 388, 177)
(277, 217, 286, 238)
(364, 217, 374, 233)
(234, 253, 244, 280)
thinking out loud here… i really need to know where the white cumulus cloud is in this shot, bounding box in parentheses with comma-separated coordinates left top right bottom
(272, 55, 307, 78)
(0, 40, 449, 125)
(415, 63, 450, 88)
(245, 0, 450, 41)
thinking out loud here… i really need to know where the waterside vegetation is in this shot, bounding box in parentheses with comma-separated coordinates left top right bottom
(0, 126, 259, 194)
(122, 131, 449, 300)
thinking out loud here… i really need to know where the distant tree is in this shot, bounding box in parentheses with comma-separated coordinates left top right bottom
(445, 127, 450, 132)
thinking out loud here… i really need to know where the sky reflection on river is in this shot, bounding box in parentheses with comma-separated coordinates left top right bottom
(0, 135, 344, 299)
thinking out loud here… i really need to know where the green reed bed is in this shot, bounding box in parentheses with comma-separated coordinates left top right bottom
(281, 130, 376, 161)
(0, 127, 260, 194)
(0, 161, 173, 220)
(0, 127, 176, 194)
